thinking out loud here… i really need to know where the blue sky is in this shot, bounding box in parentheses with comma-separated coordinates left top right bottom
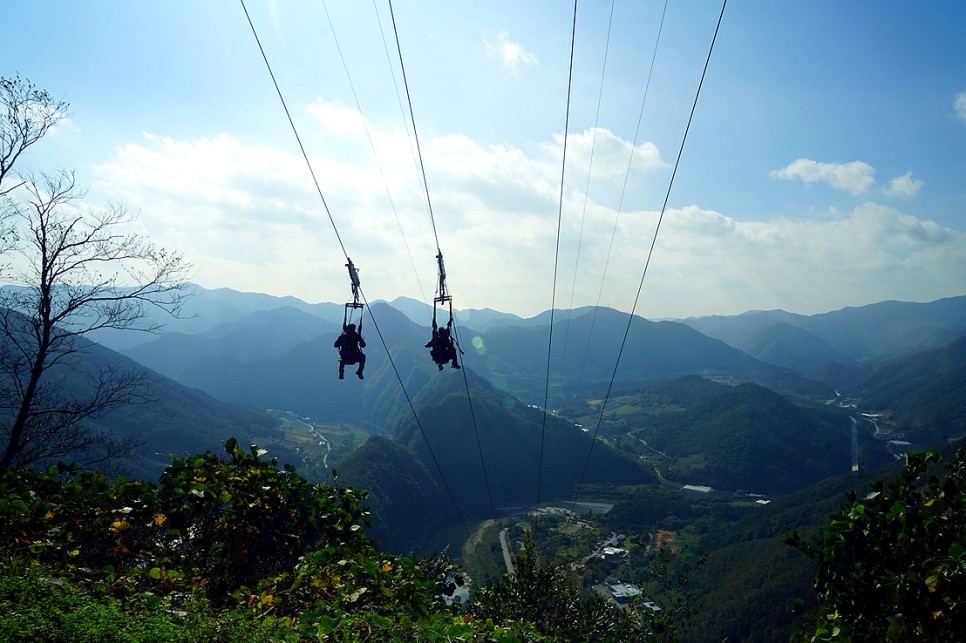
(3, 1, 965, 319)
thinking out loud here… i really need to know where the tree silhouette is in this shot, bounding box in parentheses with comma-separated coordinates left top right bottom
(1, 76, 190, 469)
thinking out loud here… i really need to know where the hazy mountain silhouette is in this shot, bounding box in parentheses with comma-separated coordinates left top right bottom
(466, 307, 833, 401)
(741, 322, 857, 372)
(683, 295, 966, 369)
(111, 294, 839, 423)
(384, 295, 527, 331)
(141, 303, 441, 428)
(87, 284, 345, 351)
(124, 306, 338, 380)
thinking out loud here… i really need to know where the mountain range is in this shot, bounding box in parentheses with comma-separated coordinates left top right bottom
(682, 295, 966, 367)
(4, 284, 964, 642)
(4, 285, 966, 553)
(102, 287, 966, 401)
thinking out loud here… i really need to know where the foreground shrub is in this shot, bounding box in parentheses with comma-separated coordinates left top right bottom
(155, 438, 370, 603)
(788, 449, 966, 641)
(0, 439, 371, 604)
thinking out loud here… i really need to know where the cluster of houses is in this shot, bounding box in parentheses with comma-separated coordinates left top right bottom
(585, 533, 663, 613)
(601, 580, 661, 613)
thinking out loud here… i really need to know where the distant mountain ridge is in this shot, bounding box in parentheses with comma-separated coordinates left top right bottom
(682, 295, 966, 372)
(468, 307, 833, 401)
(124, 306, 339, 381)
(86, 285, 346, 350)
(112, 295, 837, 425)
(81, 285, 966, 382)
(13, 283, 965, 366)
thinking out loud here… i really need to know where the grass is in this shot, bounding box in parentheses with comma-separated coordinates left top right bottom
(0, 563, 292, 643)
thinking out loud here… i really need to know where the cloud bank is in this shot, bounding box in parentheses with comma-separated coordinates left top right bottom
(87, 105, 965, 319)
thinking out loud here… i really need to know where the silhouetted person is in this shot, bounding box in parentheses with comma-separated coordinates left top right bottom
(334, 322, 366, 379)
(426, 320, 461, 370)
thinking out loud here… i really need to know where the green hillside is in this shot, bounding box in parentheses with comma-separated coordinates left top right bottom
(854, 336, 966, 446)
(600, 376, 880, 494)
(339, 371, 654, 552)
(336, 436, 447, 552)
(94, 366, 280, 480)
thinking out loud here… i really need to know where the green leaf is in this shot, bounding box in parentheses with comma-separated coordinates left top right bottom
(346, 587, 368, 603)
(887, 501, 906, 520)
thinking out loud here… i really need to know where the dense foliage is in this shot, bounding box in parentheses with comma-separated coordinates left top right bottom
(0, 439, 670, 641)
(0, 439, 370, 602)
(788, 449, 966, 641)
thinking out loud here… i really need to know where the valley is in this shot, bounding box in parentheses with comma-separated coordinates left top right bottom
(7, 285, 964, 640)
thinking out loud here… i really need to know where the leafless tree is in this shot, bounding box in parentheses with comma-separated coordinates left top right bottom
(1, 77, 191, 470)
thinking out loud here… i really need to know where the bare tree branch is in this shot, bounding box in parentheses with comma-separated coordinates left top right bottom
(1, 129, 191, 470)
(1, 75, 69, 193)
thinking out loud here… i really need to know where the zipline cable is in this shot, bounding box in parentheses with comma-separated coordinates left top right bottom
(319, 0, 429, 306)
(371, 0, 433, 240)
(450, 315, 498, 522)
(239, 0, 471, 539)
(571, 0, 727, 509)
(356, 288, 473, 538)
(385, 0, 497, 523)
(536, 0, 579, 507)
(238, 0, 347, 258)
(557, 0, 616, 389)
(386, 0, 440, 252)
(573, 0, 670, 397)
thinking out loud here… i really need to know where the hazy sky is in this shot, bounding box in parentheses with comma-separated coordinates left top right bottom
(3, 1, 965, 319)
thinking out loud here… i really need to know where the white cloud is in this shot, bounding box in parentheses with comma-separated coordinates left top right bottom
(484, 31, 537, 74)
(884, 171, 924, 198)
(86, 115, 965, 320)
(770, 158, 875, 196)
(267, 0, 280, 32)
(554, 127, 667, 180)
(620, 202, 965, 318)
(955, 91, 966, 123)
